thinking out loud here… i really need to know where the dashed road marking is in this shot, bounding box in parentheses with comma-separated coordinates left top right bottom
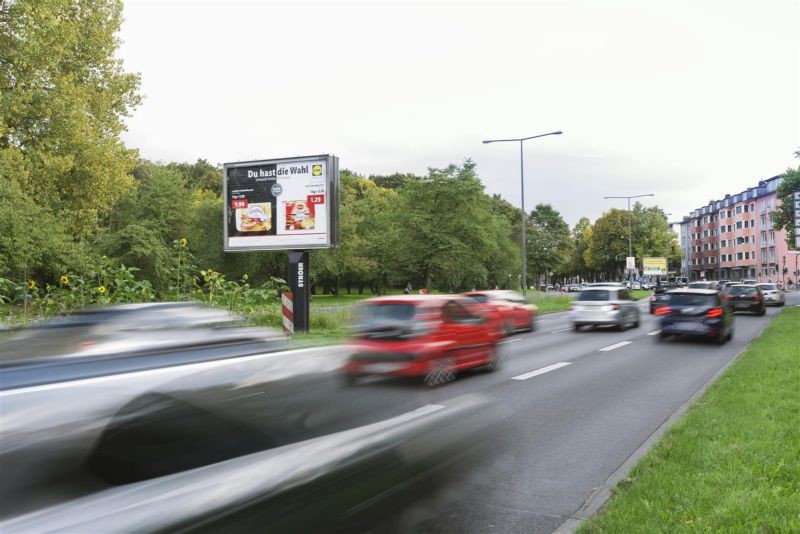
(647, 330, 661, 336)
(511, 362, 572, 381)
(551, 327, 573, 334)
(599, 341, 633, 352)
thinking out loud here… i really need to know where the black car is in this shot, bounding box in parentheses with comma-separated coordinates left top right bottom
(725, 284, 766, 315)
(649, 287, 670, 314)
(654, 289, 733, 344)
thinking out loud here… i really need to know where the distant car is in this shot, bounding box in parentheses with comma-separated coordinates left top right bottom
(570, 287, 641, 331)
(754, 283, 784, 307)
(724, 285, 766, 315)
(717, 279, 730, 289)
(566, 284, 581, 292)
(687, 281, 716, 290)
(675, 277, 689, 287)
(344, 295, 503, 386)
(741, 279, 757, 286)
(721, 281, 739, 293)
(464, 290, 537, 334)
(654, 289, 733, 344)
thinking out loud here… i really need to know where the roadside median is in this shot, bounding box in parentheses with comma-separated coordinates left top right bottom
(579, 308, 800, 532)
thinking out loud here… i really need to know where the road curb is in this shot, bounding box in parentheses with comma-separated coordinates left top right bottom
(552, 314, 777, 534)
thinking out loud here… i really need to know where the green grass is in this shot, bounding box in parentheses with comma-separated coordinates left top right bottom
(527, 291, 574, 314)
(630, 289, 651, 300)
(579, 308, 800, 533)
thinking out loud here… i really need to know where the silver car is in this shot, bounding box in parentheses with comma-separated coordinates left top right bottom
(755, 283, 785, 306)
(570, 287, 641, 331)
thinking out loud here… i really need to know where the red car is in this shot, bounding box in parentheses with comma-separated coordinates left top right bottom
(463, 290, 537, 335)
(343, 295, 504, 386)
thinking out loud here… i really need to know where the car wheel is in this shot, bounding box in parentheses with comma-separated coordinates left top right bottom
(715, 332, 727, 345)
(423, 360, 455, 387)
(657, 332, 667, 342)
(759, 307, 766, 316)
(528, 316, 536, 332)
(618, 320, 627, 332)
(503, 319, 514, 336)
(573, 323, 581, 332)
(479, 345, 502, 373)
(727, 329, 734, 341)
(342, 373, 359, 386)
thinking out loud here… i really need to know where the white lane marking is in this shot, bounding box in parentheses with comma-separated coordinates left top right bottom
(598, 341, 633, 352)
(511, 362, 572, 380)
(501, 338, 522, 344)
(413, 404, 446, 415)
(647, 330, 661, 336)
(551, 327, 573, 334)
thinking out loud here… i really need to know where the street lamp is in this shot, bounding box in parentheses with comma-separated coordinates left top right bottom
(603, 193, 655, 287)
(483, 131, 563, 296)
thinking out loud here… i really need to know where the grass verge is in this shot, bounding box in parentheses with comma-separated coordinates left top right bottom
(579, 308, 800, 533)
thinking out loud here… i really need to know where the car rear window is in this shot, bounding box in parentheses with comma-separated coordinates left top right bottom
(577, 290, 610, 301)
(667, 294, 719, 307)
(729, 286, 756, 296)
(757, 284, 777, 291)
(466, 294, 489, 303)
(688, 282, 711, 289)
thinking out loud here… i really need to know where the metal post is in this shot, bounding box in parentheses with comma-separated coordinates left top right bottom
(520, 140, 526, 296)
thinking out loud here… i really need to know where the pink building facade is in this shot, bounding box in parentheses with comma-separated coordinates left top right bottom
(681, 176, 793, 285)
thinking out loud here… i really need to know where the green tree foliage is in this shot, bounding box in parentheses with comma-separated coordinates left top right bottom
(526, 204, 571, 286)
(569, 217, 593, 280)
(586, 209, 631, 279)
(0, 0, 141, 237)
(368, 172, 419, 191)
(773, 158, 800, 249)
(395, 160, 498, 291)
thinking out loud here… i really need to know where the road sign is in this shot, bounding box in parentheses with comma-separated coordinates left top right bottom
(626, 257, 636, 270)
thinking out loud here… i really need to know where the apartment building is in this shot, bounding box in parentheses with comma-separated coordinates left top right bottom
(680, 176, 792, 283)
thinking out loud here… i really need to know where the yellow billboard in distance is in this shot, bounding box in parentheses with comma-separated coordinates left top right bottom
(643, 257, 668, 276)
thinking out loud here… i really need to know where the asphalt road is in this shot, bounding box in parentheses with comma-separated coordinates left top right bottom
(343, 291, 800, 533)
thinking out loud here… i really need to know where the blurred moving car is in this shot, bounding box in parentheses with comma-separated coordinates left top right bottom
(0, 303, 500, 532)
(0, 302, 285, 363)
(649, 289, 670, 314)
(570, 286, 641, 331)
(720, 281, 739, 293)
(344, 295, 503, 386)
(755, 283, 785, 306)
(724, 284, 766, 315)
(463, 290, 537, 334)
(741, 279, 757, 286)
(654, 289, 733, 344)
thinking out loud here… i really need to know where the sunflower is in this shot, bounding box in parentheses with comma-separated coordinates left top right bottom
(97, 285, 107, 294)
(180, 238, 187, 248)
(60, 275, 69, 285)
(27, 279, 36, 289)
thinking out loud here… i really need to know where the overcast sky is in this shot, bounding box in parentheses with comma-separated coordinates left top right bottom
(118, 0, 799, 227)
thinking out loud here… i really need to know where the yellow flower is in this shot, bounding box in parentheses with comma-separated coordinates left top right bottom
(60, 275, 69, 285)
(243, 274, 248, 281)
(97, 285, 106, 294)
(180, 238, 187, 248)
(27, 279, 36, 289)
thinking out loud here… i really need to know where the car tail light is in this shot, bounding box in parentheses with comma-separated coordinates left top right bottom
(650, 296, 656, 302)
(654, 306, 672, 316)
(753, 295, 761, 302)
(612, 304, 621, 311)
(724, 295, 733, 301)
(706, 307, 724, 318)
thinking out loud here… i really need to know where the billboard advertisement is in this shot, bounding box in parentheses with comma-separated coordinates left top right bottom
(643, 257, 668, 276)
(223, 155, 339, 251)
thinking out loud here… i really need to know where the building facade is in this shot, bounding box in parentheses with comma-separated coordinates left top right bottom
(680, 176, 793, 284)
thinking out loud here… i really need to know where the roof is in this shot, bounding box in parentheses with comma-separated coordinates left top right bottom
(666, 288, 719, 295)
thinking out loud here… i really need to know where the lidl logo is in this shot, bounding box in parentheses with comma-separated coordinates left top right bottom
(312, 164, 323, 176)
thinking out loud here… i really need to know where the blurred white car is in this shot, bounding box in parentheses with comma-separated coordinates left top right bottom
(755, 283, 785, 306)
(570, 287, 641, 331)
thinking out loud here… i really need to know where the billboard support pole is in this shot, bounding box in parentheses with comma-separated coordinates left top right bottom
(287, 251, 310, 333)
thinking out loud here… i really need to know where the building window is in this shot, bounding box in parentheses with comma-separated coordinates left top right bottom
(737, 252, 744, 260)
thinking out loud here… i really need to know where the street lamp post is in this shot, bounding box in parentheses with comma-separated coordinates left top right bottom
(483, 131, 562, 296)
(603, 193, 655, 288)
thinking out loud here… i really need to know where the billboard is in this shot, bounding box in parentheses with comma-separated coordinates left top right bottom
(642, 257, 668, 276)
(223, 155, 339, 251)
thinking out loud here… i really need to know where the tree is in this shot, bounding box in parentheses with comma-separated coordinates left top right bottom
(773, 156, 800, 249)
(395, 160, 496, 291)
(585, 209, 630, 280)
(569, 217, 593, 281)
(0, 0, 142, 238)
(526, 204, 571, 287)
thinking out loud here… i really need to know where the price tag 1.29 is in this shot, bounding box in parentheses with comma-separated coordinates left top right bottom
(307, 195, 325, 205)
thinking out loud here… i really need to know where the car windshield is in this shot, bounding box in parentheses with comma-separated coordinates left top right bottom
(757, 284, 777, 291)
(687, 282, 710, 289)
(360, 303, 419, 323)
(729, 286, 757, 296)
(466, 294, 489, 303)
(667, 294, 718, 307)
(577, 290, 611, 301)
